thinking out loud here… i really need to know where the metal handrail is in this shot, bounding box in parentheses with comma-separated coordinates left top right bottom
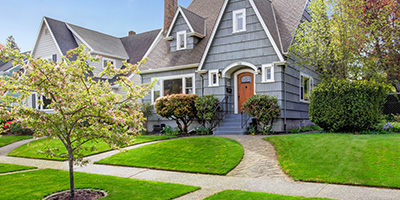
(211, 96, 228, 129)
(241, 111, 252, 129)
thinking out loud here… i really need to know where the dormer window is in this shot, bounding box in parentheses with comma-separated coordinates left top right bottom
(177, 31, 187, 50)
(233, 9, 246, 33)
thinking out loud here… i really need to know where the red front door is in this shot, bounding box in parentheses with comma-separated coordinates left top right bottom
(238, 72, 254, 112)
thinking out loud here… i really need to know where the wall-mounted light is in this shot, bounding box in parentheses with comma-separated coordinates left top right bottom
(218, 70, 222, 78)
(257, 67, 262, 74)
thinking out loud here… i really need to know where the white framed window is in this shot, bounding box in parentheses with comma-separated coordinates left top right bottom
(151, 74, 196, 103)
(102, 58, 116, 69)
(233, 9, 246, 33)
(31, 93, 52, 110)
(300, 73, 313, 102)
(262, 64, 274, 83)
(176, 30, 187, 50)
(208, 69, 219, 87)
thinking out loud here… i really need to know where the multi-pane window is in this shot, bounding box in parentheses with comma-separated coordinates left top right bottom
(262, 64, 274, 82)
(233, 9, 246, 33)
(31, 93, 52, 110)
(152, 74, 195, 103)
(300, 73, 313, 102)
(176, 31, 187, 50)
(208, 70, 219, 87)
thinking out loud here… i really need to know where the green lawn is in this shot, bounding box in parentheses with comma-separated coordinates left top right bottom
(8, 135, 176, 161)
(0, 136, 32, 147)
(265, 133, 400, 188)
(0, 163, 37, 173)
(95, 136, 244, 175)
(0, 169, 199, 200)
(204, 190, 333, 200)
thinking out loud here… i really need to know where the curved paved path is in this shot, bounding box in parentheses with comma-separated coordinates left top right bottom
(1, 136, 400, 200)
(222, 135, 291, 181)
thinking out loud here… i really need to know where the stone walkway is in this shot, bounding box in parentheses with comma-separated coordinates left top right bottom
(1, 136, 400, 200)
(223, 135, 291, 181)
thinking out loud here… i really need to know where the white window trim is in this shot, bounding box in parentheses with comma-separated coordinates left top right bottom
(299, 72, 313, 103)
(102, 57, 116, 69)
(151, 73, 196, 103)
(233, 9, 246, 33)
(261, 64, 274, 83)
(31, 92, 53, 112)
(176, 30, 187, 50)
(208, 69, 219, 87)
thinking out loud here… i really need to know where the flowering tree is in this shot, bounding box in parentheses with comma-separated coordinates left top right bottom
(0, 44, 154, 198)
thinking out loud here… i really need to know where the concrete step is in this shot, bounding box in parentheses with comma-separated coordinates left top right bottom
(213, 130, 246, 135)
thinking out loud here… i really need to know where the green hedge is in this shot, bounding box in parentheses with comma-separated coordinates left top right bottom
(310, 79, 389, 132)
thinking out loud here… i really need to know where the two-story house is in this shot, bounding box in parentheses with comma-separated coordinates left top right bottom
(141, 0, 318, 133)
(27, 17, 161, 112)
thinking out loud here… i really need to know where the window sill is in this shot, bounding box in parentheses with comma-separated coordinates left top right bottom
(299, 100, 310, 104)
(262, 80, 275, 83)
(232, 30, 246, 34)
(208, 85, 220, 88)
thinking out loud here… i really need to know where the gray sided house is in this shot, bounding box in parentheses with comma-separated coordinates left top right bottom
(141, 0, 318, 133)
(28, 17, 160, 112)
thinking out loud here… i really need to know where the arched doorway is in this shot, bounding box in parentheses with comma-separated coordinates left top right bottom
(234, 68, 256, 114)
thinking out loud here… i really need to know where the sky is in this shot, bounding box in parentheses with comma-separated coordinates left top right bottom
(0, 0, 192, 52)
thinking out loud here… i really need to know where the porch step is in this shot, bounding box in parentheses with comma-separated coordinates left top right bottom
(213, 113, 249, 135)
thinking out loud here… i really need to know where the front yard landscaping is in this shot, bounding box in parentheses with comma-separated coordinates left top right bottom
(0, 169, 199, 200)
(95, 136, 243, 175)
(7, 135, 175, 161)
(265, 133, 400, 188)
(204, 190, 333, 200)
(0, 163, 37, 173)
(0, 136, 32, 147)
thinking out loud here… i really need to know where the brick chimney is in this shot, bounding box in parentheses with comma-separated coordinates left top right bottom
(129, 30, 136, 36)
(164, 0, 178, 35)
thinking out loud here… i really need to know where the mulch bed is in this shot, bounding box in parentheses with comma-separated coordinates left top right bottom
(43, 189, 106, 200)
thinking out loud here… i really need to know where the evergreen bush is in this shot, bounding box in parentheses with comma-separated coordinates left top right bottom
(310, 79, 389, 132)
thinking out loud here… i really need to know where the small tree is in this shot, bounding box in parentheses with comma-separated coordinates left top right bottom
(140, 102, 154, 133)
(0, 44, 154, 198)
(242, 94, 281, 134)
(154, 94, 198, 134)
(195, 95, 220, 130)
(6, 35, 20, 52)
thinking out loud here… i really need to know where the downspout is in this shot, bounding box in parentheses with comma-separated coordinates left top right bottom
(283, 64, 288, 133)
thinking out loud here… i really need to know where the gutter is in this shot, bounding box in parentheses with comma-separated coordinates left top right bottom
(141, 63, 199, 74)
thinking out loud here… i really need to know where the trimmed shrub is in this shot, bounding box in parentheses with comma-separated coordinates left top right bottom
(195, 95, 220, 130)
(242, 94, 281, 134)
(154, 94, 198, 134)
(310, 79, 389, 132)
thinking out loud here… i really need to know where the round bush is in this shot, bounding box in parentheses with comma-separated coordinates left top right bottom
(242, 94, 281, 134)
(309, 79, 389, 132)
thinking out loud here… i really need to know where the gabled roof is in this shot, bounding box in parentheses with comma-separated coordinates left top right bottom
(271, 0, 308, 53)
(0, 60, 13, 72)
(66, 23, 129, 59)
(45, 17, 79, 55)
(142, 0, 225, 71)
(166, 6, 206, 38)
(121, 29, 162, 64)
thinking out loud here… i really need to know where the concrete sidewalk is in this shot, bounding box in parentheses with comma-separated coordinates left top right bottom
(1, 136, 400, 200)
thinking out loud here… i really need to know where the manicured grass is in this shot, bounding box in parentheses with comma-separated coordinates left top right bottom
(0, 163, 37, 173)
(204, 190, 333, 200)
(0, 136, 32, 147)
(265, 133, 400, 188)
(95, 136, 244, 175)
(8, 135, 176, 161)
(0, 169, 199, 200)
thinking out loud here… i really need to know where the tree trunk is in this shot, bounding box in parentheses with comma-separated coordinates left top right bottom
(67, 147, 75, 199)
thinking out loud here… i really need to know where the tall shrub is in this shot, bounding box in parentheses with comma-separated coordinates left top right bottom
(242, 94, 281, 134)
(195, 95, 220, 130)
(310, 79, 389, 132)
(154, 94, 198, 134)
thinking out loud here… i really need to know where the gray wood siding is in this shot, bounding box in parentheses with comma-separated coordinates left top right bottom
(170, 14, 197, 52)
(202, 0, 283, 113)
(33, 25, 62, 60)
